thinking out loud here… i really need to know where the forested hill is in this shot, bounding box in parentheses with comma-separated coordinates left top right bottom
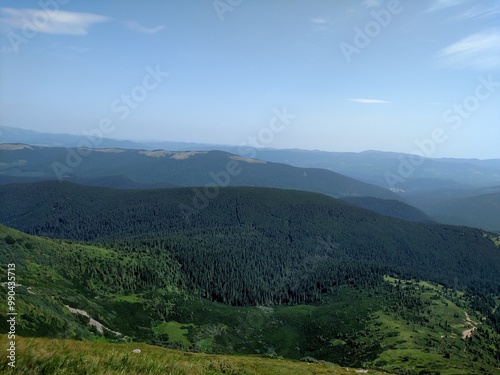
(0, 144, 398, 200)
(1, 181, 499, 304)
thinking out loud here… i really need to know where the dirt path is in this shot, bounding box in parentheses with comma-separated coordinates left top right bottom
(65, 305, 122, 337)
(462, 312, 478, 339)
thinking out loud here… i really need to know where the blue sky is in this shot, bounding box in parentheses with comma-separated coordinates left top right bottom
(1, 0, 499, 158)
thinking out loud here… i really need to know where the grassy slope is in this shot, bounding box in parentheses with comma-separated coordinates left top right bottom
(0, 224, 181, 342)
(376, 278, 487, 374)
(0, 336, 389, 375)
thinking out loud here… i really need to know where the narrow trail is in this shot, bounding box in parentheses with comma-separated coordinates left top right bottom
(65, 305, 122, 337)
(462, 312, 478, 339)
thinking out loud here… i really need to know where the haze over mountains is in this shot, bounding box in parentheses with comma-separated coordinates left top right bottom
(1, 126, 500, 232)
(3, 125, 500, 191)
(0, 144, 397, 200)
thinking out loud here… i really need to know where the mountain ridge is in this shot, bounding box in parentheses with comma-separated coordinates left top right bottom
(3, 125, 500, 192)
(2, 137, 499, 230)
(0, 143, 399, 200)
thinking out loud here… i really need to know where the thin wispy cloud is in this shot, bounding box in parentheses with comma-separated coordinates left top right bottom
(427, 0, 463, 13)
(362, 0, 382, 9)
(309, 16, 333, 34)
(123, 21, 165, 35)
(0, 7, 108, 35)
(348, 98, 391, 104)
(437, 30, 500, 69)
(455, 5, 500, 21)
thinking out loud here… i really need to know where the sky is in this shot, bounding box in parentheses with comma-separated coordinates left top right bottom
(0, 0, 499, 159)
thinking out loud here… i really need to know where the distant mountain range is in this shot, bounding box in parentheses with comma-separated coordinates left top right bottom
(0, 125, 206, 153)
(3, 126, 500, 191)
(2, 126, 500, 232)
(0, 144, 399, 202)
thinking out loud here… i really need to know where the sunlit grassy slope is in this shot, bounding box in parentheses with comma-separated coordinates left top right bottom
(0, 336, 390, 375)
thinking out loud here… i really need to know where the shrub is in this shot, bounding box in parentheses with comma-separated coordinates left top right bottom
(5, 235, 16, 244)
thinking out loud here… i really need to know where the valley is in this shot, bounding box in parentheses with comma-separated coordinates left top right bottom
(1, 181, 500, 374)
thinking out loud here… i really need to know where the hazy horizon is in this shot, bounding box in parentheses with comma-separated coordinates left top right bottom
(4, 124, 500, 161)
(1, 0, 499, 159)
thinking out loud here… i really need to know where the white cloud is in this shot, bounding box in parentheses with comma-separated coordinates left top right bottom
(437, 30, 500, 69)
(456, 5, 500, 21)
(123, 21, 165, 35)
(348, 98, 391, 104)
(309, 16, 333, 34)
(427, 0, 463, 13)
(0, 7, 108, 35)
(309, 17, 329, 24)
(362, 0, 382, 9)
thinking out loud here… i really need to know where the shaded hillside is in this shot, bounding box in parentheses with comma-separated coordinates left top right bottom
(0, 144, 397, 200)
(341, 196, 433, 223)
(429, 192, 500, 233)
(405, 187, 500, 233)
(1, 181, 499, 300)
